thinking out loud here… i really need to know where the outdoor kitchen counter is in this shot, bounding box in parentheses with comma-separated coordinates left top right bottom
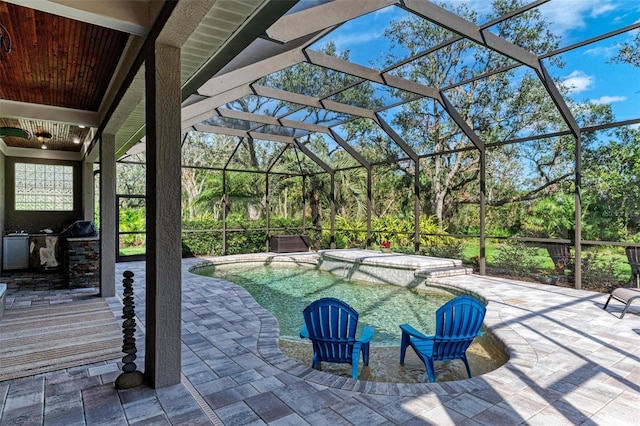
(65, 236, 100, 288)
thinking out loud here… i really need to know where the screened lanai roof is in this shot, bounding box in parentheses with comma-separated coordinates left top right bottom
(176, 0, 640, 175)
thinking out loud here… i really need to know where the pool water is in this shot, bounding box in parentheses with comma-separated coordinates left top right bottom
(195, 262, 508, 382)
(196, 263, 453, 345)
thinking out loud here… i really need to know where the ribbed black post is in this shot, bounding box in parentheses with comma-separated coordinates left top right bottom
(115, 270, 144, 389)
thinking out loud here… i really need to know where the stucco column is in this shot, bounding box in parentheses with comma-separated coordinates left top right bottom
(145, 43, 182, 388)
(82, 160, 95, 222)
(99, 133, 116, 297)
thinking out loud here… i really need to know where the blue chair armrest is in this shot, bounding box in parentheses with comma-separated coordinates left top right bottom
(400, 323, 432, 340)
(359, 325, 375, 343)
(300, 325, 310, 339)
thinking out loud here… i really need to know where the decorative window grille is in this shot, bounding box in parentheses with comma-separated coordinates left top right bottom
(14, 163, 73, 211)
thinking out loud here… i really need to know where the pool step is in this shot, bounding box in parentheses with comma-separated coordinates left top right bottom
(415, 265, 473, 279)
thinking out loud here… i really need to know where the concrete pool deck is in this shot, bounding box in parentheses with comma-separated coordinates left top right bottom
(1, 252, 640, 424)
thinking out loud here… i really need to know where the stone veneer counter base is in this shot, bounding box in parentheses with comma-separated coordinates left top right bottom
(66, 237, 100, 288)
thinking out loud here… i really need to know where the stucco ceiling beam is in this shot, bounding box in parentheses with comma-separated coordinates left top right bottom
(0, 99, 101, 127)
(5, 0, 154, 35)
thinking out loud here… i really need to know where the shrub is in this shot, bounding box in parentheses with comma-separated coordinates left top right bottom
(119, 207, 146, 247)
(372, 215, 403, 246)
(418, 216, 463, 258)
(311, 230, 347, 250)
(180, 217, 304, 256)
(422, 237, 464, 259)
(335, 215, 366, 247)
(491, 241, 541, 277)
(580, 251, 622, 291)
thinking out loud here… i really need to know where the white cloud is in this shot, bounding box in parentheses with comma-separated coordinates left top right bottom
(328, 30, 385, 50)
(591, 95, 627, 105)
(373, 6, 397, 17)
(537, 0, 623, 38)
(583, 45, 618, 58)
(539, 0, 601, 31)
(562, 70, 594, 94)
(591, 4, 617, 17)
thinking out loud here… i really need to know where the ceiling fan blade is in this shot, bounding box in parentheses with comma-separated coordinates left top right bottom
(0, 127, 30, 139)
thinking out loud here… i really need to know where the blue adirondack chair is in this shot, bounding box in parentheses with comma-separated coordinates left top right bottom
(300, 297, 374, 380)
(399, 295, 486, 382)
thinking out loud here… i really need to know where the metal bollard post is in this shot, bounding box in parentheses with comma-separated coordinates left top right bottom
(115, 270, 144, 389)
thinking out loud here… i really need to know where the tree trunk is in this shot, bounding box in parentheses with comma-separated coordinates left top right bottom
(311, 189, 322, 228)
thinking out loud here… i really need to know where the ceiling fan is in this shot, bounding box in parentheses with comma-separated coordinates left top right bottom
(1, 126, 86, 150)
(0, 127, 53, 149)
(0, 126, 29, 139)
(34, 131, 53, 149)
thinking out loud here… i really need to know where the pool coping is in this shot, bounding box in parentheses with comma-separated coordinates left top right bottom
(186, 252, 535, 396)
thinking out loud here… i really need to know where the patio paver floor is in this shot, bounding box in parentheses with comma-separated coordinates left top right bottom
(1, 253, 640, 425)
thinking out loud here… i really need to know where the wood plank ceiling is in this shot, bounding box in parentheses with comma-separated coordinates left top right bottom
(0, 1, 129, 151)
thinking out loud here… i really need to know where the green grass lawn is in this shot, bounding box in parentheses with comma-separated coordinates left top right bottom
(461, 240, 633, 283)
(119, 246, 146, 256)
(462, 242, 553, 269)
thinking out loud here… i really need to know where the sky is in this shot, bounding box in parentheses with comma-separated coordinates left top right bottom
(306, 0, 640, 129)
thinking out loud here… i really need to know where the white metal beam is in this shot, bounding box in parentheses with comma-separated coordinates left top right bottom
(305, 50, 441, 99)
(197, 49, 306, 97)
(403, 0, 540, 71)
(181, 85, 253, 129)
(216, 107, 331, 135)
(265, 0, 398, 43)
(253, 85, 375, 119)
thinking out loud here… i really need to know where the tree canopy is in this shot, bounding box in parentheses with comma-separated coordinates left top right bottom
(116, 0, 640, 245)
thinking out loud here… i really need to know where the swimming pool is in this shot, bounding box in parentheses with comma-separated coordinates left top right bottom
(194, 261, 508, 382)
(195, 262, 454, 345)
